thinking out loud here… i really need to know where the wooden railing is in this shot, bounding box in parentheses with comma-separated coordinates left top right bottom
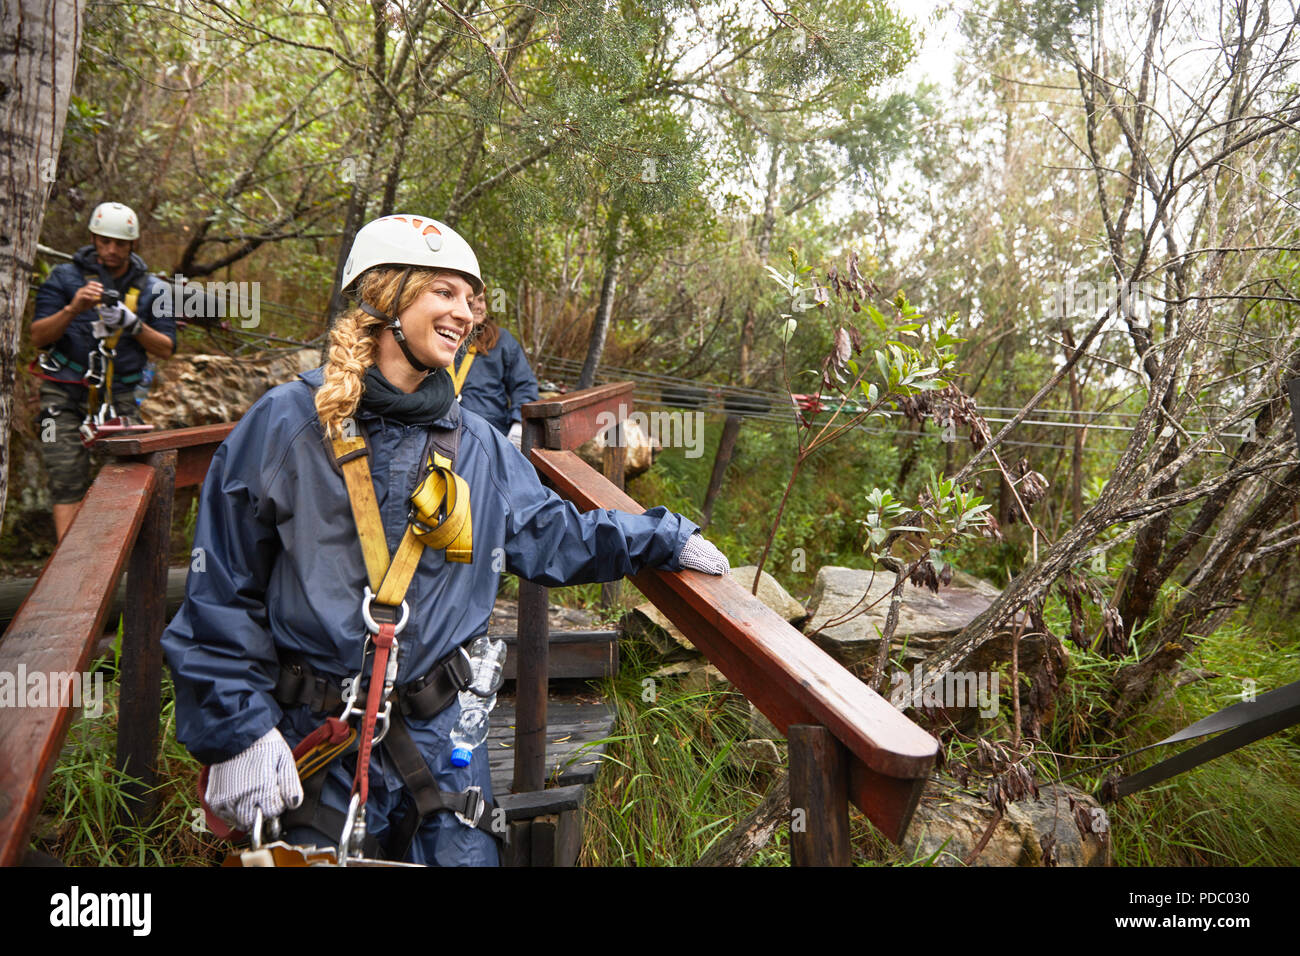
(516, 384, 938, 862)
(0, 424, 233, 866)
(0, 382, 937, 867)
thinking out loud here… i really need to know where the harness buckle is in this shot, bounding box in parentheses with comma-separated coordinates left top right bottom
(361, 586, 409, 635)
(455, 786, 485, 829)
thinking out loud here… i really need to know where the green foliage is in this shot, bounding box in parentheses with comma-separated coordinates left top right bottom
(34, 668, 221, 867)
(578, 631, 762, 866)
(1033, 602, 1300, 867)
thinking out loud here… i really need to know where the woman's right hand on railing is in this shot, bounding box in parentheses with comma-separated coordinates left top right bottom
(205, 727, 304, 832)
(676, 533, 730, 575)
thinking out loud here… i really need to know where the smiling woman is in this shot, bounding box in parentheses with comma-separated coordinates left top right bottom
(161, 213, 731, 867)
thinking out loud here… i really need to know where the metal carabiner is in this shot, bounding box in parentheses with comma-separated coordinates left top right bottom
(250, 808, 282, 850)
(338, 793, 366, 866)
(361, 586, 410, 635)
(336, 631, 400, 743)
(94, 401, 119, 427)
(82, 351, 106, 388)
(338, 644, 367, 723)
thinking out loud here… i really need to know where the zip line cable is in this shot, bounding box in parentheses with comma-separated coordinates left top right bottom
(535, 355, 1247, 442)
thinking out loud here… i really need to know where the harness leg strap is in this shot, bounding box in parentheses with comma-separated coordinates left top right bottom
(383, 711, 507, 860)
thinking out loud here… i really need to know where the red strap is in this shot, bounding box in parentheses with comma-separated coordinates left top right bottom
(350, 623, 396, 807)
(27, 358, 77, 386)
(291, 716, 351, 762)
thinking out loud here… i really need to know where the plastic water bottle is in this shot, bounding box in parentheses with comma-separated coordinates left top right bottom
(135, 361, 156, 408)
(449, 636, 506, 768)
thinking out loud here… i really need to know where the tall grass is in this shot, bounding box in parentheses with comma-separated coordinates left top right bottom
(577, 632, 774, 866)
(34, 663, 222, 866)
(1031, 596, 1300, 867)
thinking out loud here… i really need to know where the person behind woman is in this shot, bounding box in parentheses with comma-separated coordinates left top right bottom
(161, 214, 729, 866)
(450, 291, 538, 450)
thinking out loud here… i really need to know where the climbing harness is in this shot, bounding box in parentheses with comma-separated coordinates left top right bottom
(450, 347, 477, 398)
(208, 417, 501, 866)
(77, 327, 154, 446)
(328, 426, 478, 864)
(32, 279, 154, 447)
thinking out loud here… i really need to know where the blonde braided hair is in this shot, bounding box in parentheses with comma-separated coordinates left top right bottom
(315, 266, 459, 438)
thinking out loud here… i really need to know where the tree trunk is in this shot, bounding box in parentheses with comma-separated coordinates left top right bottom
(1061, 325, 1085, 521)
(700, 414, 742, 530)
(1110, 464, 1300, 725)
(1113, 421, 1178, 645)
(0, 0, 86, 528)
(327, 0, 391, 326)
(694, 772, 789, 867)
(576, 208, 622, 390)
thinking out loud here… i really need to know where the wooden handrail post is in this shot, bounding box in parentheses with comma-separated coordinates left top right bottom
(514, 578, 550, 793)
(115, 449, 176, 823)
(600, 417, 625, 609)
(513, 416, 549, 794)
(780, 723, 852, 868)
(788, 724, 852, 866)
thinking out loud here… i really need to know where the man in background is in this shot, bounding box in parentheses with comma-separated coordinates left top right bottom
(30, 201, 176, 539)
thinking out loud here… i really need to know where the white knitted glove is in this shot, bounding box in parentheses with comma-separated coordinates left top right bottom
(508, 421, 523, 451)
(677, 533, 730, 575)
(205, 728, 303, 832)
(94, 302, 143, 337)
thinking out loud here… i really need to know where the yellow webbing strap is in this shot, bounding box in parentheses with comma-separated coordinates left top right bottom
(408, 453, 474, 563)
(450, 348, 476, 397)
(332, 435, 392, 591)
(295, 728, 357, 781)
(330, 437, 474, 610)
(102, 329, 123, 397)
(124, 286, 140, 313)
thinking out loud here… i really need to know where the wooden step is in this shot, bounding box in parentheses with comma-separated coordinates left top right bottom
(486, 694, 616, 797)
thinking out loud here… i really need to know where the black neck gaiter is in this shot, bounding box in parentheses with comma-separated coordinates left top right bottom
(359, 365, 454, 425)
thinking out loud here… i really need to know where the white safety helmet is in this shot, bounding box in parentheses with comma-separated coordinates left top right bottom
(89, 202, 140, 240)
(341, 214, 482, 294)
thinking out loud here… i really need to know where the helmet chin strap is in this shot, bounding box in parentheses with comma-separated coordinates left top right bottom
(357, 267, 435, 374)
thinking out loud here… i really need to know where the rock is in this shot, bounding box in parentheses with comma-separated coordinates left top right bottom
(649, 660, 727, 692)
(904, 776, 1110, 866)
(803, 565, 1005, 671)
(139, 348, 321, 428)
(626, 602, 697, 658)
(727, 565, 807, 626)
(749, 702, 781, 740)
(485, 597, 598, 635)
(729, 738, 783, 773)
(948, 569, 1004, 600)
(576, 417, 660, 479)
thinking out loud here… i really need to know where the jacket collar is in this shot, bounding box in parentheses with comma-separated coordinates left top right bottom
(72, 245, 149, 287)
(297, 365, 463, 429)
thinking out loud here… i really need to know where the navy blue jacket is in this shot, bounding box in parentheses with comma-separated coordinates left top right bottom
(456, 328, 539, 434)
(162, 366, 697, 766)
(32, 246, 176, 391)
